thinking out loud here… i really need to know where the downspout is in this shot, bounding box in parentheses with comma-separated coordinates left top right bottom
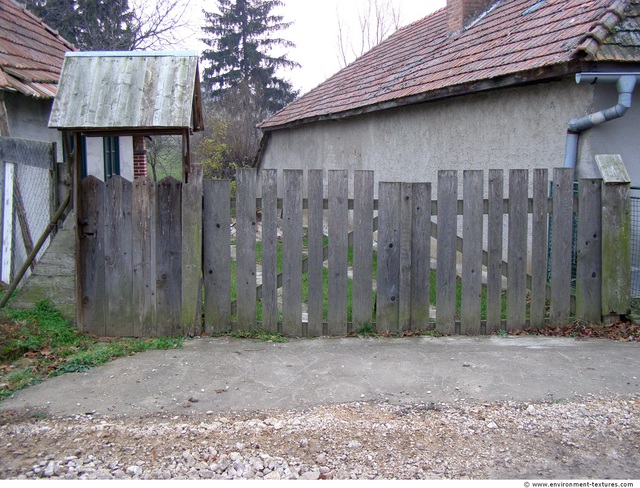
(564, 73, 638, 171)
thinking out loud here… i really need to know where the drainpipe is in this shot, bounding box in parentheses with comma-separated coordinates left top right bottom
(564, 73, 638, 171)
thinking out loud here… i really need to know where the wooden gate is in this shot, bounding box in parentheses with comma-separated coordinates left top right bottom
(77, 168, 202, 337)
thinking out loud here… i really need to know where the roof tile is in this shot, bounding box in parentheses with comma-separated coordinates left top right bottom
(262, 0, 640, 130)
(0, 0, 74, 99)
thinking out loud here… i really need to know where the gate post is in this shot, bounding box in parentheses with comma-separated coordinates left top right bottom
(596, 154, 631, 322)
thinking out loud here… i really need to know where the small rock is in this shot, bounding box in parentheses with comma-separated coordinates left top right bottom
(487, 421, 499, 429)
(527, 404, 536, 415)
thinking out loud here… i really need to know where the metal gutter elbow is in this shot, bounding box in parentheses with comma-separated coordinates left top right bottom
(564, 73, 637, 170)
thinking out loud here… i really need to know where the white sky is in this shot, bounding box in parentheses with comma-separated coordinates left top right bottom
(181, 0, 446, 95)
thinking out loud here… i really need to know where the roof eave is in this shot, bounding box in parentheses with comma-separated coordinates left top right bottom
(260, 62, 583, 132)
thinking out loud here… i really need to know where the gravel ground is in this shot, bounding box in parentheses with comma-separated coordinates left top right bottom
(1, 394, 639, 480)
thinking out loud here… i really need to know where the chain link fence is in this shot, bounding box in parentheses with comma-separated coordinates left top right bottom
(631, 188, 640, 300)
(1, 138, 56, 285)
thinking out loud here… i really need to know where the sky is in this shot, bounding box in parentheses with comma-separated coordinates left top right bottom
(181, 0, 446, 95)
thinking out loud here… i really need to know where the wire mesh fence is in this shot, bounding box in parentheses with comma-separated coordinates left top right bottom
(1, 138, 56, 285)
(630, 188, 640, 300)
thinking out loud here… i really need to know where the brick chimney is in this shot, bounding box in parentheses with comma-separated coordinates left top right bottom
(133, 135, 148, 179)
(447, 0, 494, 33)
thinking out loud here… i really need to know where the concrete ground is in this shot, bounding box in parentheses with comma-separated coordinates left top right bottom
(0, 335, 638, 417)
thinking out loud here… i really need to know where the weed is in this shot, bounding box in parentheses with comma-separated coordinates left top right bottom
(356, 323, 376, 336)
(497, 329, 508, 337)
(231, 328, 288, 343)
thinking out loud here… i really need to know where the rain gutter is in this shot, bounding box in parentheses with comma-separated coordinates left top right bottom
(564, 72, 639, 170)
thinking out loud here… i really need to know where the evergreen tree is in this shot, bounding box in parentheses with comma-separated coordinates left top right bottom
(200, 0, 299, 115)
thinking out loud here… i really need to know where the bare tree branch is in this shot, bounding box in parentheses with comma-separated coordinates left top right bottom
(129, 0, 195, 51)
(336, 0, 403, 68)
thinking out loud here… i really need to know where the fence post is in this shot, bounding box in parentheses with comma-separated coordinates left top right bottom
(597, 154, 631, 322)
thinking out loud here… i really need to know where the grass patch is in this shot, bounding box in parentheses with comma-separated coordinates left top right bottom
(0, 300, 182, 400)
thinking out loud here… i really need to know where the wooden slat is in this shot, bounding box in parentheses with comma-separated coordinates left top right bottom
(156, 177, 182, 336)
(399, 182, 412, 331)
(436, 170, 457, 334)
(328, 170, 349, 335)
(486, 169, 503, 333)
(79, 176, 106, 335)
(104, 176, 133, 336)
(461, 170, 483, 334)
(282, 169, 303, 336)
(2, 162, 14, 284)
(235, 168, 257, 330)
(132, 177, 156, 337)
(0, 138, 54, 169)
(203, 179, 231, 333)
(260, 169, 278, 332)
(307, 170, 325, 336)
(598, 155, 631, 318)
(352, 170, 374, 330)
(182, 164, 203, 336)
(410, 182, 431, 329)
(0, 159, 3, 283)
(575, 178, 602, 323)
(530, 169, 548, 329)
(506, 169, 528, 329)
(376, 182, 400, 334)
(549, 167, 574, 326)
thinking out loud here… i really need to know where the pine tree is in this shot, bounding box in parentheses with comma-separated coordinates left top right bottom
(200, 0, 299, 114)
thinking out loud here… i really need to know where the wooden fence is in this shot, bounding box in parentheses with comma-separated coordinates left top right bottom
(76, 164, 631, 337)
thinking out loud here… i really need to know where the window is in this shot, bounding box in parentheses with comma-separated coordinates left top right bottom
(103, 136, 120, 179)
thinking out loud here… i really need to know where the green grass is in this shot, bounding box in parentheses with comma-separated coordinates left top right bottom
(0, 300, 182, 400)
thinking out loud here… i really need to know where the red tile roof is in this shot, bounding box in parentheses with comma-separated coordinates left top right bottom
(260, 0, 640, 130)
(0, 0, 75, 99)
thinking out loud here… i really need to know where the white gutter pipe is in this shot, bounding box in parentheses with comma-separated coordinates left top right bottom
(564, 73, 639, 169)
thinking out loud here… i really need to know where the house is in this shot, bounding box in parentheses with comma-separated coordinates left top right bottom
(257, 0, 640, 191)
(0, 0, 74, 153)
(0, 0, 76, 315)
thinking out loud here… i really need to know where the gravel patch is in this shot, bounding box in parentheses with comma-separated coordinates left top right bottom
(1, 395, 639, 480)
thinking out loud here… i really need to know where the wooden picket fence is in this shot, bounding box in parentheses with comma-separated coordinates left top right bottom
(76, 164, 630, 337)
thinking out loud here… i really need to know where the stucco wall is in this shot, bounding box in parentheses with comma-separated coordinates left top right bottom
(85, 136, 134, 181)
(259, 79, 615, 195)
(4, 92, 64, 162)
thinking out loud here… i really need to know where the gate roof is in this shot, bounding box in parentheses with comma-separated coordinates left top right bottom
(48, 51, 203, 133)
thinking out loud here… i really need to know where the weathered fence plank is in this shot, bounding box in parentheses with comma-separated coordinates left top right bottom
(104, 176, 133, 336)
(376, 182, 400, 333)
(575, 178, 602, 323)
(307, 169, 325, 336)
(410, 182, 431, 329)
(156, 177, 182, 336)
(436, 171, 457, 334)
(282, 170, 303, 336)
(506, 169, 528, 329)
(132, 177, 156, 337)
(236, 168, 257, 330)
(203, 179, 231, 333)
(461, 170, 483, 334)
(486, 169, 503, 333)
(328, 170, 349, 335)
(182, 164, 203, 336)
(597, 154, 631, 319)
(530, 168, 548, 329)
(353, 170, 374, 331)
(549, 167, 574, 326)
(79, 176, 106, 335)
(399, 182, 413, 331)
(260, 169, 278, 332)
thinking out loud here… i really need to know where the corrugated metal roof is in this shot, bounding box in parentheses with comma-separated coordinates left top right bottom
(260, 0, 640, 130)
(0, 0, 74, 99)
(49, 51, 203, 131)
